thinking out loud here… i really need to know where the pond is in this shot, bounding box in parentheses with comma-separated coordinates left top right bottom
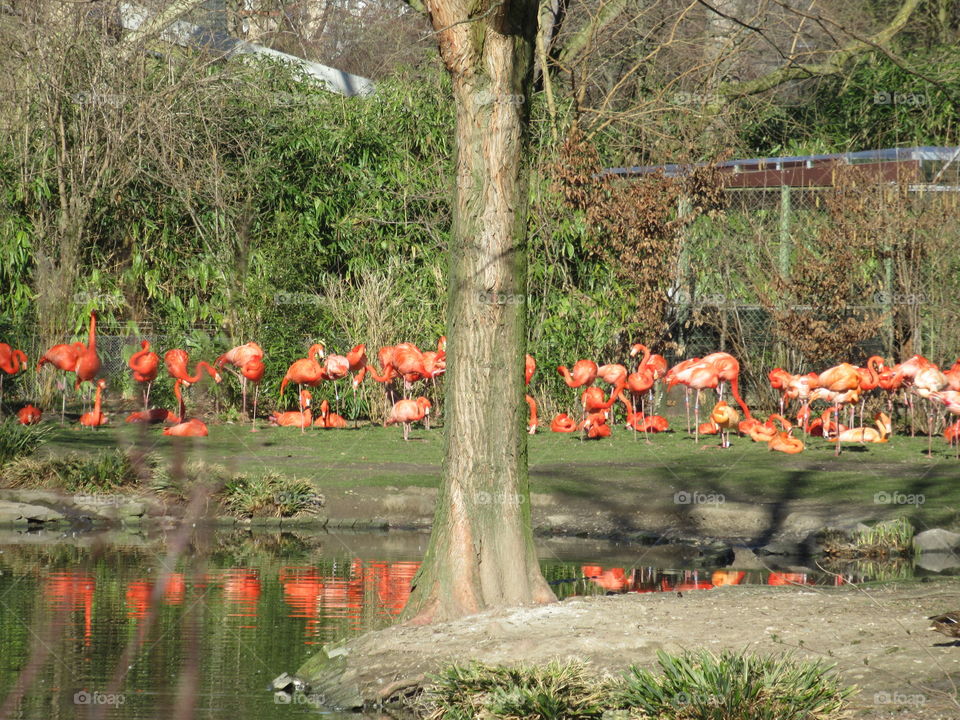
(0, 527, 948, 719)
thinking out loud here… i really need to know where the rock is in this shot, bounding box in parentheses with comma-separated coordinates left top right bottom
(0, 501, 66, 525)
(914, 529, 960, 553)
(757, 541, 800, 556)
(916, 553, 960, 572)
(728, 546, 768, 569)
(269, 672, 309, 693)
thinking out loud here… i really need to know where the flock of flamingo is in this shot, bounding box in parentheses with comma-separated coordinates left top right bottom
(1, 311, 959, 454)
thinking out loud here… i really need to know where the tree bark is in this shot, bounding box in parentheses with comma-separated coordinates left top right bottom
(401, 0, 556, 624)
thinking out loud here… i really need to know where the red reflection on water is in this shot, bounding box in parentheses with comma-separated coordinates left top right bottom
(767, 572, 814, 586)
(280, 561, 422, 644)
(222, 569, 260, 625)
(45, 572, 95, 645)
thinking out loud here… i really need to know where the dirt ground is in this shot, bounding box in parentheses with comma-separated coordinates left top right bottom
(301, 580, 960, 719)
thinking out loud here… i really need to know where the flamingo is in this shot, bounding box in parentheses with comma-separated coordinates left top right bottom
(710, 400, 740, 448)
(17, 405, 41, 425)
(626, 344, 656, 440)
(314, 399, 347, 429)
(128, 341, 160, 412)
(579, 409, 612, 439)
(78, 379, 108, 428)
(0, 343, 27, 414)
(667, 359, 719, 443)
(825, 412, 892, 444)
(525, 354, 537, 434)
(73, 311, 101, 396)
(126, 408, 178, 424)
(912, 365, 947, 456)
(346, 343, 368, 425)
(945, 359, 960, 391)
(164, 350, 222, 433)
(550, 413, 578, 432)
(163, 418, 209, 437)
(242, 357, 265, 432)
(216, 342, 264, 420)
(816, 362, 861, 456)
(701, 352, 752, 422)
(37, 339, 85, 422)
(280, 344, 325, 431)
(557, 360, 597, 388)
(271, 390, 313, 428)
(664, 357, 702, 433)
(384, 396, 431, 441)
(322, 352, 351, 414)
(855, 356, 885, 428)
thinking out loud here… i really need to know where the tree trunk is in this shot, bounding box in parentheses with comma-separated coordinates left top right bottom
(401, 0, 556, 624)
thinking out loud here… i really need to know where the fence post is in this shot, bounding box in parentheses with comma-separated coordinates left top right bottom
(676, 195, 693, 352)
(779, 184, 791, 277)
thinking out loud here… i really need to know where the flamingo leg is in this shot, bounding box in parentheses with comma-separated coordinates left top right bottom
(251, 385, 259, 433)
(241, 376, 247, 420)
(641, 396, 650, 444)
(684, 388, 691, 435)
(61, 389, 66, 424)
(0, 374, 4, 415)
(928, 407, 935, 458)
(835, 404, 842, 457)
(403, 421, 410, 442)
(694, 389, 701, 444)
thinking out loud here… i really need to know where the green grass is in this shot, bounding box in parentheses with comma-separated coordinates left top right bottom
(423, 653, 854, 720)
(23, 419, 960, 529)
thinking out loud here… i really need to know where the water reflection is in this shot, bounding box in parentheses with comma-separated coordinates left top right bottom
(0, 529, 950, 720)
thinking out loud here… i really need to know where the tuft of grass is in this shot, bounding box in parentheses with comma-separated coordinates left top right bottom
(0, 419, 52, 465)
(223, 471, 324, 518)
(822, 517, 915, 559)
(1, 448, 156, 492)
(423, 660, 612, 720)
(423, 653, 854, 720)
(615, 650, 855, 720)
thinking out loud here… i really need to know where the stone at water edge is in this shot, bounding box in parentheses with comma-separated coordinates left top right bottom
(269, 672, 308, 693)
(913, 529, 960, 553)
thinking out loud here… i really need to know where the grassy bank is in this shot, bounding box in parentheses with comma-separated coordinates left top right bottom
(28, 420, 960, 530)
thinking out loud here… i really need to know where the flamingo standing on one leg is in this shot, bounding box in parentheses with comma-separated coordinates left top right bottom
(346, 343, 368, 426)
(37, 338, 85, 422)
(0, 344, 27, 415)
(242, 357, 265, 432)
(384, 396, 431, 441)
(216, 342, 264, 421)
(79, 379, 108, 428)
(128, 341, 159, 412)
(280, 344, 325, 433)
(73, 311, 102, 411)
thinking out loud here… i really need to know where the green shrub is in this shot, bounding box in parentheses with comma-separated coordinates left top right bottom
(0, 418, 52, 465)
(1, 448, 154, 492)
(616, 650, 854, 720)
(424, 660, 611, 720)
(222, 471, 323, 518)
